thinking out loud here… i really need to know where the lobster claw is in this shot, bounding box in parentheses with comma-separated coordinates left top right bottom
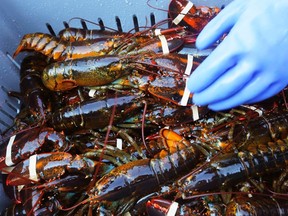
(0, 127, 69, 170)
(6, 152, 73, 186)
(168, 0, 220, 33)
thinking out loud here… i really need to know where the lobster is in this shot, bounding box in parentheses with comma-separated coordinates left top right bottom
(178, 137, 288, 197)
(13, 29, 185, 61)
(172, 110, 288, 195)
(64, 129, 202, 214)
(40, 52, 199, 104)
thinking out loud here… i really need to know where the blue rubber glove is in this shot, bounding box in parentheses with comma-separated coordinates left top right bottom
(187, 0, 288, 111)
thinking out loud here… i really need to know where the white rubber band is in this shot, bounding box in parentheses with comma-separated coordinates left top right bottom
(184, 55, 194, 76)
(29, 154, 39, 182)
(17, 185, 24, 192)
(154, 28, 162, 36)
(123, 212, 132, 216)
(89, 29, 93, 39)
(88, 89, 96, 97)
(158, 34, 170, 55)
(116, 138, 123, 150)
(172, 1, 194, 25)
(179, 55, 193, 106)
(167, 201, 179, 216)
(1, 166, 15, 174)
(191, 105, 200, 121)
(179, 84, 191, 106)
(155, 28, 170, 55)
(241, 105, 263, 116)
(5, 135, 16, 166)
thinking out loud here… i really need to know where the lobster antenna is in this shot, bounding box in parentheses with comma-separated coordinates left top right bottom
(133, 59, 182, 75)
(181, 190, 288, 200)
(141, 100, 153, 156)
(123, 18, 172, 40)
(267, 189, 288, 199)
(146, 0, 170, 13)
(281, 89, 288, 110)
(6, 52, 20, 69)
(87, 93, 118, 192)
(25, 189, 45, 216)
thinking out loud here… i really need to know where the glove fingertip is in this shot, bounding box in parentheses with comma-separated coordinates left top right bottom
(196, 0, 245, 50)
(195, 23, 229, 50)
(187, 75, 202, 93)
(196, 18, 232, 50)
(192, 93, 208, 107)
(195, 35, 211, 50)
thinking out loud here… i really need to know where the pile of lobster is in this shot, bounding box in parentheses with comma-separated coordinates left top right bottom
(1, 0, 288, 215)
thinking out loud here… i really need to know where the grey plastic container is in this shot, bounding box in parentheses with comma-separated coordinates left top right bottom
(0, 0, 232, 212)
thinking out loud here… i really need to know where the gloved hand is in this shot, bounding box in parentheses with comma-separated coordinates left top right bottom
(187, 0, 288, 111)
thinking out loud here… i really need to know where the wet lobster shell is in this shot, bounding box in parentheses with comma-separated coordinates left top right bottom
(168, 0, 220, 33)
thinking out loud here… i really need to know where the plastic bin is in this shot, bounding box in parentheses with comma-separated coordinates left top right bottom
(0, 0, 233, 212)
